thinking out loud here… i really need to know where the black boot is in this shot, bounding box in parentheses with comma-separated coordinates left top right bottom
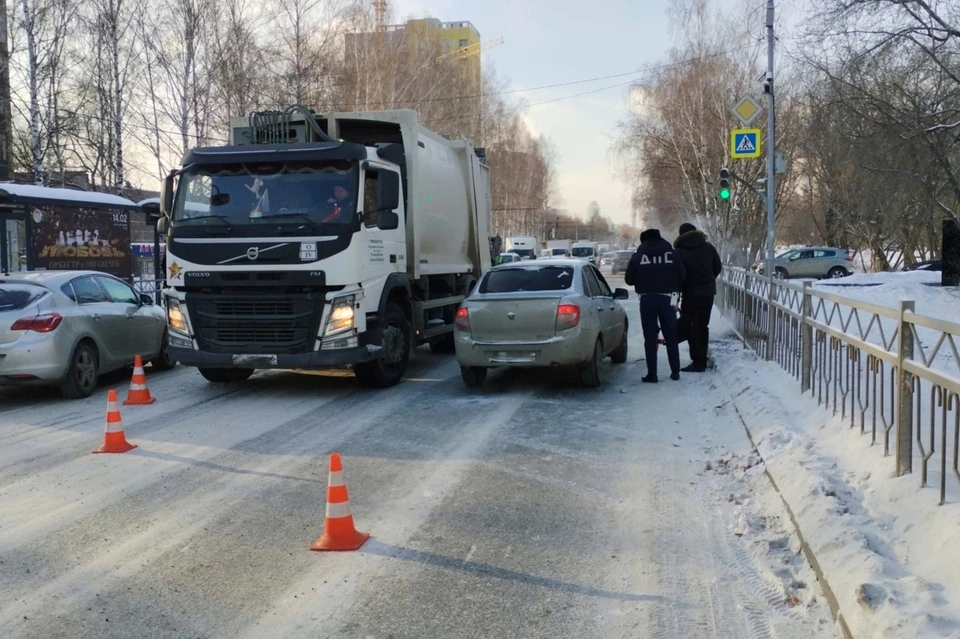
(670, 371, 681, 381)
(642, 374, 659, 383)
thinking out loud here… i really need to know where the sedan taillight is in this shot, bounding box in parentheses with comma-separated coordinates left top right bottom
(11, 312, 63, 333)
(556, 304, 581, 331)
(454, 307, 470, 332)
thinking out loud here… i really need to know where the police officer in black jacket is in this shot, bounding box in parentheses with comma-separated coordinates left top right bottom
(674, 223, 723, 372)
(624, 229, 687, 382)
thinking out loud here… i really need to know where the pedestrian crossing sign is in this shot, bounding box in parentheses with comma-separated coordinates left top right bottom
(730, 128, 761, 159)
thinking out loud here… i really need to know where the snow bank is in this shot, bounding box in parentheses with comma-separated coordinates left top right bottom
(714, 331, 960, 639)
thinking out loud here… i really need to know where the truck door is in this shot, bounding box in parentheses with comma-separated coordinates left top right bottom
(360, 169, 404, 281)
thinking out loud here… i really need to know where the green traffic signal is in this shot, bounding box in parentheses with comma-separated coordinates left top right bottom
(719, 187, 731, 200)
(718, 167, 731, 201)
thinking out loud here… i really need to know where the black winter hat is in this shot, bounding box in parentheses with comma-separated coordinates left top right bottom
(679, 222, 697, 235)
(640, 229, 662, 243)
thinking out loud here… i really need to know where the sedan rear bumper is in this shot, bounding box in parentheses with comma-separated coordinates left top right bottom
(454, 327, 596, 368)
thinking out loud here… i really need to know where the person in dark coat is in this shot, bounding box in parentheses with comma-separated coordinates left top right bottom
(624, 228, 686, 383)
(674, 222, 723, 372)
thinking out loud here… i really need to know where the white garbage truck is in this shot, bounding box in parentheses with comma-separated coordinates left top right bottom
(504, 236, 538, 260)
(157, 107, 494, 387)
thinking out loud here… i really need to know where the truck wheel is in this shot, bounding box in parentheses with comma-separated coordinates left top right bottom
(198, 368, 254, 383)
(460, 366, 487, 387)
(579, 339, 603, 388)
(355, 302, 410, 388)
(59, 342, 99, 399)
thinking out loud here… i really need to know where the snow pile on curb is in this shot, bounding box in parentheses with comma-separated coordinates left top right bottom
(713, 338, 960, 639)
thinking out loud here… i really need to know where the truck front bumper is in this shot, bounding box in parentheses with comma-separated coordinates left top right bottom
(169, 344, 381, 369)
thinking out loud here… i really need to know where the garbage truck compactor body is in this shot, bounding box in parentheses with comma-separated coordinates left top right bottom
(158, 108, 494, 388)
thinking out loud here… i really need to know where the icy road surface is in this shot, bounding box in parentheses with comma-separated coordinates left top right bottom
(0, 282, 840, 638)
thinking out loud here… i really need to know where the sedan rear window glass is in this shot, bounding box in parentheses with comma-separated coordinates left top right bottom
(0, 283, 48, 312)
(480, 266, 575, 293)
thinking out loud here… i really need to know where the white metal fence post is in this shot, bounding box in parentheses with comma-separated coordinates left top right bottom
(897, 300, 915, 476)
(801, 281, 812, 393)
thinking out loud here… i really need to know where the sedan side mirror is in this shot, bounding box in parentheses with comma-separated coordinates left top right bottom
(140, 293, 154, 305)
(613, 288, 629, 300)
(377, 210, 400, 230)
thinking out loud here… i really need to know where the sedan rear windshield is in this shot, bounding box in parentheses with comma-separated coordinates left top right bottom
(0, 283, 48, 312)
(480, 266, 575, 293)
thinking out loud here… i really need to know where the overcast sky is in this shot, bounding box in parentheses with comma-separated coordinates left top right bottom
(393, 0, 676, 225)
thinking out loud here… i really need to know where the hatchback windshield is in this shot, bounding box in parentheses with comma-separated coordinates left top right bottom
(0, 283, 48, 312)
(173, 160, 360, 230)
(480, 266, 575, 293)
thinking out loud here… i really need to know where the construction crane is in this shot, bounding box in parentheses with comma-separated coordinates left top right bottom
(373, 0, 387, 32)
(436, 37, 504, 63)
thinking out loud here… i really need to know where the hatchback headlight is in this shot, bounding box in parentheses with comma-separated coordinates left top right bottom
(324, 295, 356, 337)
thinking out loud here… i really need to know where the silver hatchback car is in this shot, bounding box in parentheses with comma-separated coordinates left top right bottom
(757, 247, 853, 279)
(0, 271, 174, 398)
(454, 259, 629, 388)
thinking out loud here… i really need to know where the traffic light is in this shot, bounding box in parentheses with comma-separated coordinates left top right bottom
(718, 168, 731, 201)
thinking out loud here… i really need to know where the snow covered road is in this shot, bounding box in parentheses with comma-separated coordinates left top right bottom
(0, 286, 840, 638)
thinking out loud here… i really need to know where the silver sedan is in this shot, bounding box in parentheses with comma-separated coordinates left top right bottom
(454, 259, 629, 388)
(0, 271, 174, 399)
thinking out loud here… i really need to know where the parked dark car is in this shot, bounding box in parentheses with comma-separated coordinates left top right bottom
(905, 259, 942, 272)
(611, 250, 633, 275)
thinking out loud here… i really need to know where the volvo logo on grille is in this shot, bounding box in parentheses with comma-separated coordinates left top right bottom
(246, 247, 260, 261)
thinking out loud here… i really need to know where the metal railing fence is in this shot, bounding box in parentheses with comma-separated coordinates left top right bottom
(718, 268, 960, 505)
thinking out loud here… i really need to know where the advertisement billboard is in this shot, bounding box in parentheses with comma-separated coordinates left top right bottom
(29, 206, 132, 278)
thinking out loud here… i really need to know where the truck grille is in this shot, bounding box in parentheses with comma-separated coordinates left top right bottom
(187, 293, 323, 354)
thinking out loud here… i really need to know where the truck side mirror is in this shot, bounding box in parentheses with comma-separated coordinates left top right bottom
(160, 171, 175, 217)
(377, 171, 400, 211)
(156, 216, 168, 235)
(377, 211, 400, 230)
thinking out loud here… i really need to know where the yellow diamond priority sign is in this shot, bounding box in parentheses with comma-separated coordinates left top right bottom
(732, 96, 762, 126)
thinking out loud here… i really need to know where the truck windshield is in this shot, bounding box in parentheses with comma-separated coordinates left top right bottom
(172, 161, 360, 231)
(571, 247, 594, 258)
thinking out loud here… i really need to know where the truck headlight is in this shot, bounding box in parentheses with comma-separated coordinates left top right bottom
(166, 297, 189, 333)
(324, 295, 355, 337)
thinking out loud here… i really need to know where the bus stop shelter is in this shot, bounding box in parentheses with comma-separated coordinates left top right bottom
(0, 183, 145, 280)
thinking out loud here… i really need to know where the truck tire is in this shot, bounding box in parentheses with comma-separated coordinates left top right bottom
(355, 302, 411, 388)
(198, 368, 254, 383)
(59, 342, 99, 399)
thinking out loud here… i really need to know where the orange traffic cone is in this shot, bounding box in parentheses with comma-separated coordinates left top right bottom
(93, 390, 137, 454)
(310, 453, 369, 551)
(123, 355, 156, 405)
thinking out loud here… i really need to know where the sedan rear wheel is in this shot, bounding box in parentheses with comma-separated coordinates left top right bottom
(59, 342, 99, 399)
(579, 339, 603, 388)
(460, 366, 487, 387)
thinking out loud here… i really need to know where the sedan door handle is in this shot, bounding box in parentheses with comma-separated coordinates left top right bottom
(126, 315, 135, 320)
(91, 314, 101, 320)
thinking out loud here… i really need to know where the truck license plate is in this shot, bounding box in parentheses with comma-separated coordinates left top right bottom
(232, 354, 278, 365)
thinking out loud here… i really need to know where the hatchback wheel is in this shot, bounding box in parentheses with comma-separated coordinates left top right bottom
(60, 342, 99, 399)
(150, 329, 177, 371)
(579, 339, 603, 388)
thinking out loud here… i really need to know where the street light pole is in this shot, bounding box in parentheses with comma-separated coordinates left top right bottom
(764, 0, 776, 360)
